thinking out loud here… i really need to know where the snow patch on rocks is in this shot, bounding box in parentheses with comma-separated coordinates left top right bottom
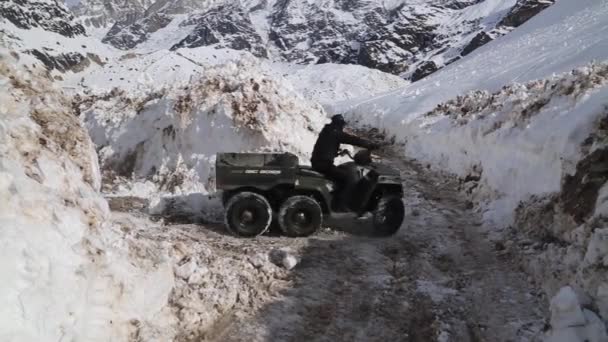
(0, 1, 116, 77)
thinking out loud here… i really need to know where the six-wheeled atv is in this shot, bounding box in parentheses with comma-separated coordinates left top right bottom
(215, 149, 404, 237)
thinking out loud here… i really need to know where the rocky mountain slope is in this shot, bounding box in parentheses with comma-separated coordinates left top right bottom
(0, 0, 115, 76)
(71, 0, 154, 30)
(70, 0, 554, 81)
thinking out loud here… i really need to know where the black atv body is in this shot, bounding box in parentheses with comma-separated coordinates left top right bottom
(215, 151, 404, 237)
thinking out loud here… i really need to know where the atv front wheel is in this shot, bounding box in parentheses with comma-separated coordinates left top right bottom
(278, 196, 323, 237)
(373, 196, 405, 236)
(224, 192, 272, 237)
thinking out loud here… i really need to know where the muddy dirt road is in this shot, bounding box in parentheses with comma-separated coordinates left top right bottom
(111, 156, 548, 341)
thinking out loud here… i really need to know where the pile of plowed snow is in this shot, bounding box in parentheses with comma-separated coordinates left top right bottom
(411, 63, 608, 226)
(340, 0, 608, 337)
(0, 54, 174, 341)
(269, 62, 409, 108)
(63, 47, 252, 92)
(0, 53, 296, 341)
(399, 64, 608, 340)
(75, 55, 327, 211)
(65, 46, 408, 108)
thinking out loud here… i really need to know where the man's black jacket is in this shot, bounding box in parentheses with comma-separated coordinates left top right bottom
(310, 124, 374, 165)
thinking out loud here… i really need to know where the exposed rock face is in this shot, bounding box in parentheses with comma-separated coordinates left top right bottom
(461, 31, 494, 56)
(499, 0, 555, 28)
(171, 5, 267, 58)
(411, 61, 439, 82)
(0, 0, 109, 74)
(25, 50, 92, 72)
(0, 0, 85, 37)
(102, 12, 171, 49)
(459, 0, 555, 63)
(71, 0, 154, 29)
(71, 0, 555, 81)
(5, 0, 557, 81)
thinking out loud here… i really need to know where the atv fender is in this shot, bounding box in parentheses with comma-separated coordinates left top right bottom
(294, 176, 334, 213)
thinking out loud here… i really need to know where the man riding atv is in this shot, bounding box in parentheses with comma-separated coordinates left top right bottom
(311, 114, 380, 211)
(215, 113, 404, 237)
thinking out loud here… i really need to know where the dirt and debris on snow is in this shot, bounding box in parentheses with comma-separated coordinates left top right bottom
(105, 152, 549, 341)
(505, 109, 608, 339)
(74, 56, 326, 203)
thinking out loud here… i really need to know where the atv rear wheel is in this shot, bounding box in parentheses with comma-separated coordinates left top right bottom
(224, 192, 272, 237)
(278, 196, 323, 237)
(373, 196, 405, 236)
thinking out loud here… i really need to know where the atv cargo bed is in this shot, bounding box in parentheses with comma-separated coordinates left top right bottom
(216, 152, 299, 190)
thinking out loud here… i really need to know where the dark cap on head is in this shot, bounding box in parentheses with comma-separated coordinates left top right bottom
(330, 114, 346, 126)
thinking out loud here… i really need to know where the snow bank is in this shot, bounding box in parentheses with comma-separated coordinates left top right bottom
(76, 55, 327, 212)
(0, 53, 295, 341)
(410, 64, 608, 226)
(63, 47, 252, 92)
(514, 122, 608, 328)
(64, 46, 407, 108)
(268, 62, 408, 108)
(338, 0, 608, 327)
(0, 55, 176, 341)
(341, 0, 608, 227)
(61, 46, 410, 219)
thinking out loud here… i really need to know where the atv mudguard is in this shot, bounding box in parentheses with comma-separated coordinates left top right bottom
(293, 174, 335, 213)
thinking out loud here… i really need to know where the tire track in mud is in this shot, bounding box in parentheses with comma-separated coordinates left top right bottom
(205, 156, 548, 342)
(109, 154, 547, 341)
(394, 159, 548, 341)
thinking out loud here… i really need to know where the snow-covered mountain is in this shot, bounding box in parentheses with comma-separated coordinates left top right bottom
(0, 0, 115, 77)
(71, 0, 154, 30)
(70, 0, 554, 80)
(0, 0, 85, 37)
